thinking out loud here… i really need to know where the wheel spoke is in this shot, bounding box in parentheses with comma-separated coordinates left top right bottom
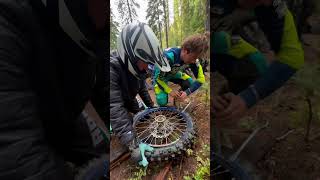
(171, 130, 181, 140)
(135, 125, 149, 129)
(150, 136, 156, 145)
(165, 135, 168, 145)
(137, 127, 151, 137)
(169, 117, 184, 123)
(174, 126, 185, 134)
(171, 121, 187, 126)
(212, 169, 230, 176)
(212, 165, 222, 171)
(142, 133, 153, 143)
(167, 134, 174, 143)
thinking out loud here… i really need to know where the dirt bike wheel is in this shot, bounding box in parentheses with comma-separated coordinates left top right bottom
(133, 107, 196, 161)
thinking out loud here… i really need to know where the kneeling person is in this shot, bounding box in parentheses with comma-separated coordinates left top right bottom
(154, 34, 209, 106)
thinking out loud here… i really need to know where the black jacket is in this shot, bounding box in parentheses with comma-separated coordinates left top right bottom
(110, 51, 154, 145)
(0, 0, 105, 179)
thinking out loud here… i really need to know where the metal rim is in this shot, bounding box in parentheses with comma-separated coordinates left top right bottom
(135, 109, 187, 147)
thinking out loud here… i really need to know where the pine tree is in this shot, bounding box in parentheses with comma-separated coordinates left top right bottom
(162, 0, 169, 48)
(110, 11, 120, 50)
(117, 0, 140, 25)
(146, 0, 163, 48)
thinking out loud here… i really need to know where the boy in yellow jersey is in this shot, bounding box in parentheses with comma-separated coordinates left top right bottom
(154, 33, 209, 106)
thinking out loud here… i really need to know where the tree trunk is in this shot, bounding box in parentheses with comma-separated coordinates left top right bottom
(166, 0, 170, 41)
(126, 0, 133, 22)
(158, 21, 163, 49)
(163, 0, 169, 48)
(157, 4, 163, 49)
(206, 0, 210, 31)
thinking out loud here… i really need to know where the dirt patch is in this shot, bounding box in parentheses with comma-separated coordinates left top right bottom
(258, 129, 320, 180)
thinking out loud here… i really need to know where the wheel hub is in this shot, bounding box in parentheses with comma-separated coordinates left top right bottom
(150, 115, 174, 138)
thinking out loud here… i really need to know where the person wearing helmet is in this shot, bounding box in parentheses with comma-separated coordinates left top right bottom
(0, 0, 108, 179)
(212, 0, 304, 124)
(153, 33, 209, 106)
(110, 22, 170, 166)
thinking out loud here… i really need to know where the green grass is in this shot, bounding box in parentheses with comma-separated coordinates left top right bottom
(128, 166, 147, 180)
(183, 144, 210, 180)
(239, 116, 258, 131)
(200, 81, 210, 105)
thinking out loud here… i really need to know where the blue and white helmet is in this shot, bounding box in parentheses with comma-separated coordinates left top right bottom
(117, 22, 171, 79)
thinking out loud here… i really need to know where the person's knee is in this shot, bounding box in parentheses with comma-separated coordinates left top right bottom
(156, 93, 168, 106)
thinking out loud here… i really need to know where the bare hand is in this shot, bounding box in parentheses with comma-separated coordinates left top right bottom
(169, 90, 180, 98)
(213, 95, 229, 112)
(213, 93, 248, 127)
(216, 93, 248, 122)
(177, 91, 187, 101)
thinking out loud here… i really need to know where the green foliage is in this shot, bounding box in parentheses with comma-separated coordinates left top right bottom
(146, 0, 164, 48)
(200, 81, 210, 105)
(128, 166, 147, 180)
(146, 1, 163, 32)
(117, 0, 140, 25)
(183, 176, 192, 180)
(180, 0, 206, 37)
(110, 11, 119, 50)
(186, 148, 194, 156)
(239, 117, 257, 131)
(183, 144, 210, 180)
(293, 64, 320, 97)
(115, 0, 208, 48)
(163, 0, 208, 48)
(193, 161, 210, 180)
(162, 0, 170, 48)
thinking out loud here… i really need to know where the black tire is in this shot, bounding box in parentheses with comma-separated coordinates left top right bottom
(211, 153, 251, 180)
(75, 154, 109, 180)
(133, 107, 196, 162)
